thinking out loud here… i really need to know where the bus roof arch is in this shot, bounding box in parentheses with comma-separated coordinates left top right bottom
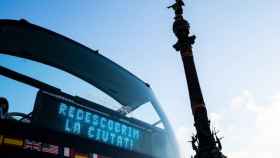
(0, 19, 152, 110)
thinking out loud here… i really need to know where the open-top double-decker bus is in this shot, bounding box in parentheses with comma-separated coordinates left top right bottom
(0, 19, 180, 158)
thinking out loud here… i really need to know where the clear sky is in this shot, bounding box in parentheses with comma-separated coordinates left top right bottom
(1, 0, 280, 158)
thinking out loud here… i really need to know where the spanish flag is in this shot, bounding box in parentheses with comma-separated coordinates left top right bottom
(74, 153, 88, 158)
(3, 137, 23, 147)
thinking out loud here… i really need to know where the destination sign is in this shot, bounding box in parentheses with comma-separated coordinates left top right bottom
(32, 91, 151, 154)
(59, 102, 140, 149)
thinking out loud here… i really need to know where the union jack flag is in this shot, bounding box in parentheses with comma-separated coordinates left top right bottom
(24, 139, 42, 151)
(42, 143, 59, 155)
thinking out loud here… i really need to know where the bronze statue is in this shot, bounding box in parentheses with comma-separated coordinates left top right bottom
(168, 0, 196, 51)
(168, 0, 185, 15)
(190, 134, 198, 154)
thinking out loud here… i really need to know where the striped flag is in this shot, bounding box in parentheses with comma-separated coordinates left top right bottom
(91, 153, 110, 158)
(92, 154, 98, 158)
(74, 152, 88, 158)
(64, 148, 84, 158)
(42, 143, 59, 155)
(24, 139, 41, 151)
(3, 137, 23, 147)
(63, 147, 70, 157)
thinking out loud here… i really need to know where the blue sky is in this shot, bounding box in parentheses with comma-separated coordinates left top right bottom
(1, 0, 280, 157)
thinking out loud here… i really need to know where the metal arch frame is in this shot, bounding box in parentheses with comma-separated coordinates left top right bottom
(0, 19, 149, 109)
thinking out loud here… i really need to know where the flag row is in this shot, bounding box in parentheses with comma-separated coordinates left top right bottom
(0, 134, 110, 158)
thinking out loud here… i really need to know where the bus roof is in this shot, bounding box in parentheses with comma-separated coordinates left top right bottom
(0, 19, 152, 111)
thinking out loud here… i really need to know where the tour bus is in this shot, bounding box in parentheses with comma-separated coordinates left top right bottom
(0, 19, 180, 158)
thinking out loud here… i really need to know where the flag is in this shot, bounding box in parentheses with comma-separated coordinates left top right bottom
(42, 143, 59, 155)
(91, 153, 110, 158)
(0, 135, 3, 145)
(74, 153, 88, 158)
(3, 137, 23, 147)
(66, 148, 88, 158)
(63, 147, 70, 157)
(92, 154, 98, 158)
(24, 139, 41, 151)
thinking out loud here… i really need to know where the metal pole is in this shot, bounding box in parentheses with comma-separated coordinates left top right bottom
(168, 1, 227, 158)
